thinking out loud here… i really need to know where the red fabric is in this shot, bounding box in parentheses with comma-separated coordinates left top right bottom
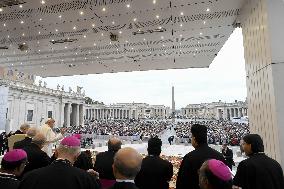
(99, 179, 116, 189)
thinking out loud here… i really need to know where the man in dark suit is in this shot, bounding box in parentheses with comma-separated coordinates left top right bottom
(109, 147, 142, 189)
(22, 133, 51, 175)
(221, 143, 234, 170)
(135, 137, 173, 189)
(176, 124, 226, 189)
(94, 137, 122, 186)
(13, 127, 37, 149)
(14, 123, 30, 135)
(233, 134, 284, 189)
(18, 136, 100, 189)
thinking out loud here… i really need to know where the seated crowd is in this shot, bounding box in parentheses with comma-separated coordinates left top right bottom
(0, 119, 283, 189)
(67, 120, 169, 137)
(175, 120, 249, 146)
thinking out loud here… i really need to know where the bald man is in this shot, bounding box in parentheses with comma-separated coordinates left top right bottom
(14, 123, 30, 135)
(14, 127, 38, 149)
(40, 118, 66, 156)
(109, 147, 142, 189)
(22, 133, 51, 175)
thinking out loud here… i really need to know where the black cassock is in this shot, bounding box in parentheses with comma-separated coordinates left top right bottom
(176, 144, 225, 189)
(108, 182, 139, 189)
(0, 172, 19, 189)
(135, 155, 173, 189)
(18, 159, 100, 189)
(234, 153, 284, 189)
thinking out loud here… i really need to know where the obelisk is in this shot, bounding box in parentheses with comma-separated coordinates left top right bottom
(172, 86, 175, 123)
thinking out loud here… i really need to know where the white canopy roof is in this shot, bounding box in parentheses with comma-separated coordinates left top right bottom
(0, 0, 244, 77)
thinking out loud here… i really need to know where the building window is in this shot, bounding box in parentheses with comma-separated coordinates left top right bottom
(27, 110, 33, 122)
(48, 111, 53, 118)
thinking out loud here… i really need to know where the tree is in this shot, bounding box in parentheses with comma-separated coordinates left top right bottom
(85, 97, 94, 104)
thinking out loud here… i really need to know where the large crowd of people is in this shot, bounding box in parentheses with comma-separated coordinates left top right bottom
(1, 118, 283, 189)
(67, 120, 169, 137)
(175, 120, 249, 146)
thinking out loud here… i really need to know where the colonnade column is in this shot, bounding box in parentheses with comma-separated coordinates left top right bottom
(79, 105, 84, 126)
(65, 103, 71, 127)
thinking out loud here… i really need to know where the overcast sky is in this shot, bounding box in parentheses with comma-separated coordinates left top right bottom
(38, 28, 247, 109)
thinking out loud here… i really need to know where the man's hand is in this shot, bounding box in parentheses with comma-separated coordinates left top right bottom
(87, 169, 99, 179)
(60, 128, 67, 135)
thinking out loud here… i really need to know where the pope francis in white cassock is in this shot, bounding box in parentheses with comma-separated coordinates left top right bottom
(40, 118, 66, 157)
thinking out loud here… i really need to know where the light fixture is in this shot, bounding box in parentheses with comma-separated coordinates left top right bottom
(38, 31, 41, 34)
(3, 23, 6, 27)
(19, 5, 23, 8)
(101, 33, 104, 36)
(153, 0, 156, 4)
(20, 20, 24, 24)
(102, 7, 106, 12)
(65, 46, 67, 49)
(39, 18, 42, 21)
(94, 43, 96, 46)
(156, 15, 160, 19)
(84, 35, 87, 38)
(161, 36, 164, 39)
(180, 24, 183, 27)
(80, 11, 84, 15)
(7, 35, 9, 38)
(0, 8, 3, 12)
(55, 29, 58, 32)
(200, 32, 203, 35)
(133, 18, 137, 22)
(59, 15, 62, 18)
(143, 38, 146, 41)
(119, 31, 122, 34)
(180, 12, 184, 16)
(92, 23, 95, 27)
(41, 0, 46, 5)
(112, 21, 115, 25)
(126, 4, 130, 8)
(180, 34, 183, 37)
(22, 33, 25, 36)
(203, 21, 206, 24)
(206, 8, 210, 12)
(73, 26, 77, 30)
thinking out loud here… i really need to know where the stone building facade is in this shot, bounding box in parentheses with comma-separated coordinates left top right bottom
(84, 103, 170, 120)
(181, 100, 248, 120)
(0, 79, 85, 131)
